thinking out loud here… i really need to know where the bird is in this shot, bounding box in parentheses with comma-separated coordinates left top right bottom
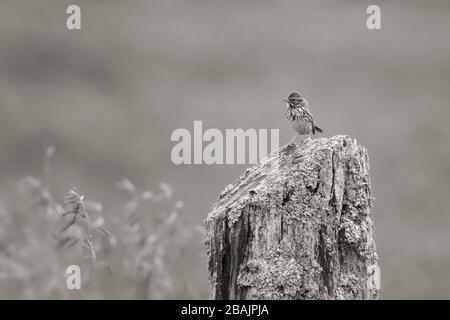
(283, 91, 323, 143)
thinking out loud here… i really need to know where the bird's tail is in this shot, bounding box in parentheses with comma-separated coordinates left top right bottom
(314, 126, 323, 134)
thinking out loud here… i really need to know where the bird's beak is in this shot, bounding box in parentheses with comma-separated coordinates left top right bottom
(282, 98, 289, 103)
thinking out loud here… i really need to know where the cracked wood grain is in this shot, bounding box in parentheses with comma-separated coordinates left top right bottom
(206, 135, 379, 300)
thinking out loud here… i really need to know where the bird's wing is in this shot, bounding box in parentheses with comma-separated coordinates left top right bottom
(303, 108, 315, 126)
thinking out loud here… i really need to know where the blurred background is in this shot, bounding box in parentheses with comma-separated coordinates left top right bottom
(1, 0, 450, 299)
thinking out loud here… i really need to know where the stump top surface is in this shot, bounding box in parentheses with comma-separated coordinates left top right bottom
(207, 135, 367, 224)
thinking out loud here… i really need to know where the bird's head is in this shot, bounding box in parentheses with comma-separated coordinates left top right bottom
(283, 91, 307, 108)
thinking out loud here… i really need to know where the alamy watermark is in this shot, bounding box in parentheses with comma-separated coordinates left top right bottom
(65, 265, 81, 290)
(366, 5, 381, 30)
(66, 5, 81, 30)
(171, 121, 280, 166)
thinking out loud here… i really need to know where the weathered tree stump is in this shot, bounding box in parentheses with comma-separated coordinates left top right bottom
(205, 135, 379, 300)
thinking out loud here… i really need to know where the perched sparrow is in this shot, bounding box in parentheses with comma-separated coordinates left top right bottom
(283, 92, 323, 140)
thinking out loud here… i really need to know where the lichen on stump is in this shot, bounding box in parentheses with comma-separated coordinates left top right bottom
(205, 135, 379, 300)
